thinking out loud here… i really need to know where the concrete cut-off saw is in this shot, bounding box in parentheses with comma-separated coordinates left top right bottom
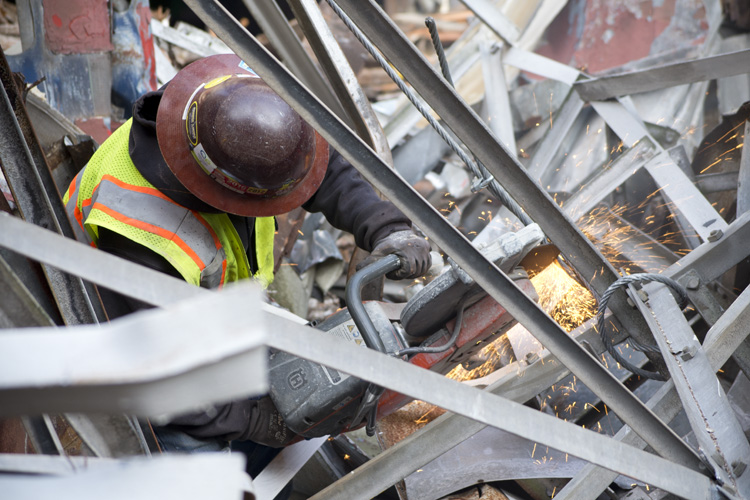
(268, 224, 546, 438)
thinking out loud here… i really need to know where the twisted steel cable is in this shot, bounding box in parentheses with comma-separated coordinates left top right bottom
(325, 0, 532, 226)
(425, 17, 453, 85)
(596, 274, 688, 381)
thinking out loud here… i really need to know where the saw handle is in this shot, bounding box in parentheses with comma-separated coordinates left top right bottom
(345, 254, 401, 353)
(344, 254, 401, 435)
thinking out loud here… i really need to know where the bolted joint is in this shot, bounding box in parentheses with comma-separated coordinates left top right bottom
(707, 229, 723, 242)
(686, 277, 700, 290)
(680, 345, 698, 361)
(732, 460, 747, 477)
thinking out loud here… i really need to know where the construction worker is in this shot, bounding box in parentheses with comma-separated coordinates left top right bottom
(63, 54, 430, 460)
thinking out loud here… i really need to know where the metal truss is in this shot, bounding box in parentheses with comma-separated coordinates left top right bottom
(2, 0, 750, 498)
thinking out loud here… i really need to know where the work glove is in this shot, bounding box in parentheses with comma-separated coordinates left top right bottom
(358, 229, 431, 280)
(245, 396, 298, 448)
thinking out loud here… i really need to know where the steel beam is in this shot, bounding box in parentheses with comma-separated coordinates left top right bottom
(240, 0, 350, 126)
(63, 414, 150, 458)
(479, 41, 516, 154)
(0, 212, 306, 332)
(637, 284, 750, 494)
(176, 0, 703, 470)
(403, 426, 587, 500)
(737, 120, 750, 216)
(557, 283, 750, 500)
(20, 415, 64, 456)
(0, 212, 202, 307)
(149, 20, 230, 58)
(644, 151, 728, 242)
(502, 47, 581, 86)
(526, 90, 585, 180)
(287, 0, 393, 164)
(589, 98, 649, 148)
(0, 58, 101, 326)
(261, 311, 713, 499)
(253, 437, 327, 500)
(0, 453, 251, 500)
(0, 48, 75, 242)
(575, 49, 750, 101)
(561, 139, 656, 220)
(0, 252, 55, 328)
(455, 0, 519, 44)
(0, 282, 268, 418)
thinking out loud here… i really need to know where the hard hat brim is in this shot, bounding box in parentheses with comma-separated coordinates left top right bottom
(156, 54, 328, 217)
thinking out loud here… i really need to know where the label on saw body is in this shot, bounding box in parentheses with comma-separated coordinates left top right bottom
(323, 320, 368, 385)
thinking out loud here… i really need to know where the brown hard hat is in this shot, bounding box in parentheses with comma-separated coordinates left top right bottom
(156, 54, 329, 217)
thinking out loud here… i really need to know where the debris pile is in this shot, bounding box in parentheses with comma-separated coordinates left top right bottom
(1, 1, 750, 500)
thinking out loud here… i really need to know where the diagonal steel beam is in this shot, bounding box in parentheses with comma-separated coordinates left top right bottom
(240, 0, 350, 125)
(575, 49, 750, 101)
(287, 0, 393, 164)
(638, 284, 750, 494)
(180, 0, 703, 471)
(0, 212, 202, 307)
(262, 311, 714, 499)
(455, 0, 519, 44)
(0, 251, 55, 328)
(557, 282, 750, 500)
(527, 89, 585, 180)
(0, 52, 102, 326)
(323, 0, 703, 468)
(326, 0, 657, 335)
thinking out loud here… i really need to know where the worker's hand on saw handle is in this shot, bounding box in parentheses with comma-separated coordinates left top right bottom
(358, 229, 431, 279)
(245, 396, 299, 448)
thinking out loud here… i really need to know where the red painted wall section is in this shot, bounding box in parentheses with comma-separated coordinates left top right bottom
(136, 2, 158, 91)
(44, 0, 113, 54)
(536, 0, 707, 75)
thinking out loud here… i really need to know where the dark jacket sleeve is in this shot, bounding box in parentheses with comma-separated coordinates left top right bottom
(167, 400, 261, 443)
(302, 148, 412, 251)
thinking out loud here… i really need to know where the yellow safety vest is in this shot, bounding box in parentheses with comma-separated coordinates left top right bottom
(63, 119, 275, 289)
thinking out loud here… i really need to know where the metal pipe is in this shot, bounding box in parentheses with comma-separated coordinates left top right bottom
(181, 0, 705, 472)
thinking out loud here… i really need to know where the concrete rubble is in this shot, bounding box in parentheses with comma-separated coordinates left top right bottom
(1, 0, 750, 499)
